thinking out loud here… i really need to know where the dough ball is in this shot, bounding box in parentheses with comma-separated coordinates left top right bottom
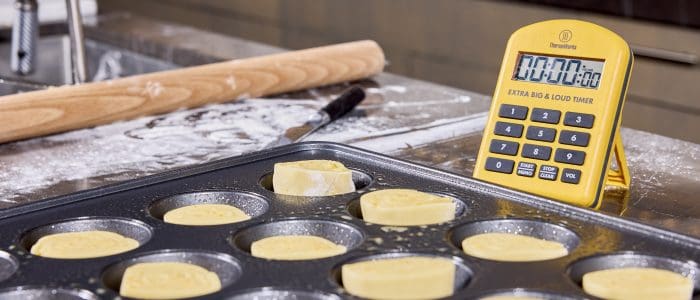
(30, 230, 139, 259)
(461, 232, 568, 262)
(273, 160, 355, 196)
(163, 204, 250, 226)
(582, 267, 693, 300)
(341, 256, 455, 300)
(360, 189, 455, 226)
(120, 262, 221, 299)
(251, 235, 346, 260)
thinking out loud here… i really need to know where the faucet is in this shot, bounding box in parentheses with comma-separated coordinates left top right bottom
(10, 0, 88, 84)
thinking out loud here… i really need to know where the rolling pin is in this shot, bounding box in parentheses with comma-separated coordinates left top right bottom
(0, 40, 385, 143)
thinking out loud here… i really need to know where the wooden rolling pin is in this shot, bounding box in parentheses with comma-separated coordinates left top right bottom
(0, 40, 385, 143)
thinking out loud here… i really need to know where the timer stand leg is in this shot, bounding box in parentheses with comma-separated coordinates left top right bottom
(605, 128, 630, 190)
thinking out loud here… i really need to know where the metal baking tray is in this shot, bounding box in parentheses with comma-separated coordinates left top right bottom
(0, 142, 697, 299)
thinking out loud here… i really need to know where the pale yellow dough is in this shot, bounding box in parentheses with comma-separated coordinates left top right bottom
(250, 235, 347, 260)
(582, 267, 693, 300)
(342, 256, 455, 300)
(30, 230, 139, 259)
(360, 189, 455, 226)
(273, 160, 355, 196)
(120, 262, 221, 299)
(163, 204, 250, 226)
(461, 233, 568, 262)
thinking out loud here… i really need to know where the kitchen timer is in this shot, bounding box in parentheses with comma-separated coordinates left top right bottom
(474, 19, 632, 208)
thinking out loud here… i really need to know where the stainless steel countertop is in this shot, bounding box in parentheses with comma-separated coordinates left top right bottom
(1, 14, 698, 239)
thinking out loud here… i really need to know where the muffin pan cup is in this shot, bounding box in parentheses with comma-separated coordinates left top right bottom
(0, 142, 695, 299)
(231, 218, 365, 258)
(101, 249, 243, 293)
(148, 191, 270, 222)
(19, 217, 153, 254)
(330, 251, 473, 293)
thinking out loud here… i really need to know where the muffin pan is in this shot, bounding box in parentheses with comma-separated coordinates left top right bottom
(0, 142, 696, 299)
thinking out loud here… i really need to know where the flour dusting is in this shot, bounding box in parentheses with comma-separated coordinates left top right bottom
(621, 128, 700, 204)
(225, 76, 237, 90)
(143, 81, 164, 98)
(366, 85, 407, 94)
(0, 99, 320, 202)
(0, 80, 490, 206)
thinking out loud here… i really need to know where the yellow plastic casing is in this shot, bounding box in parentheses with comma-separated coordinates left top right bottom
(473, 19, 633, 208)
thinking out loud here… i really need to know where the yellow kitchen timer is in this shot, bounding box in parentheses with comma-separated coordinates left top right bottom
(474, 19, 632, 209)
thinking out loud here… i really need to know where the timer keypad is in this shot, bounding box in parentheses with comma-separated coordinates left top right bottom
(538, 165, 559, 180)
(499, 104, 528, 120)
(522, 144, 552, 160)
(561, 168, 582, 184)
(484, 104, 596, 184)
(526, 126, 556, 142)
(564, 112, 595, 128)
(485, 157, 514, 174)
(490, 139, 519, 156)
(555, 148, 586, 165)
(531, 108, 561, 124)
(494, 122, 524, 138)
(559, 130, 590, 147)
(516, 162, 536, 177)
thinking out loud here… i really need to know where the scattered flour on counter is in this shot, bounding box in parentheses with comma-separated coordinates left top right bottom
(366, 85, 407, 94)
(309, 113, 487, 154)
(0, 99, 321, 200)
(380, 226, 409, 233)
(379, 96, 471, 108)
(347, 114, 486, 153)
(0, 81, 487, 205)
(621, 128, 700, 203)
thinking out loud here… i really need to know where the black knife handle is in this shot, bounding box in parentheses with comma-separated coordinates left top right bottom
(321, 86, 366, 122)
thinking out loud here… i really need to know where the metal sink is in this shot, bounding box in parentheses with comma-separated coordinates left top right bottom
(0, 35, 178, 95)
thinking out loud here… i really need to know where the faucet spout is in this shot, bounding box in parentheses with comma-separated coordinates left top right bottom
(10, 0, 88, 84)
(10, 0, 38, 76)
(65, 0, 88, 84)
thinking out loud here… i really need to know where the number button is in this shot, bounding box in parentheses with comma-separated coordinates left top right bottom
(555, 148, 586, 165)
(531, 108, 561, 124)
(561, 169, 582, 184)
(494, 121, 524, 138)
(521, 144, 552, 161)
(526, 126, 556, 142)
(564, 112, 595, 128)
(516, 162, 537, 177)
(499, 104, 528, 120)
(485, 157, 515, 174)
(559, 130, 590, 147)
(489, 139, 519, 156)
(538, 165, 559, 181)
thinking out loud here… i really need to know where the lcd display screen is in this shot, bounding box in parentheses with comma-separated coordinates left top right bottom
(512, 53, 604, 89)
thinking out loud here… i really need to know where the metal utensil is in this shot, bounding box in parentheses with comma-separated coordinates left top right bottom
(266, 86, 366, 148)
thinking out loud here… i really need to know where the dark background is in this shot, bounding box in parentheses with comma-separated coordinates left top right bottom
(518, 0, 700, 28)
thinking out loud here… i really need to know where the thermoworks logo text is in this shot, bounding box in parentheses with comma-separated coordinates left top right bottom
(559, 29, 572, 42)
(550, 29, 576, 49)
